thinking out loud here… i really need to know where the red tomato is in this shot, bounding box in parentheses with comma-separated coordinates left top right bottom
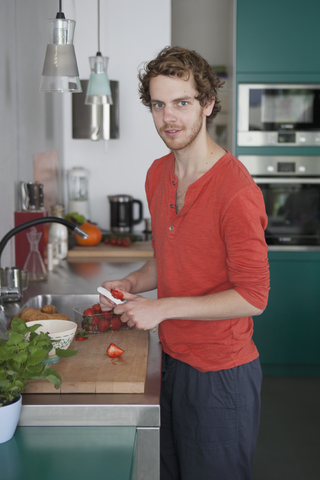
(121, 237, 131, 247)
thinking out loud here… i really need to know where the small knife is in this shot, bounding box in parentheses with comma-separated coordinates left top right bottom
(97, 286, 124, 305)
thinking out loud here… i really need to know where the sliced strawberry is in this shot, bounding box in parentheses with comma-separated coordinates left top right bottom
(107, 343, 124, 358)
(110, 315, 122, 331)
(98, 319, 110, 332)
(111, 289, 124, 300)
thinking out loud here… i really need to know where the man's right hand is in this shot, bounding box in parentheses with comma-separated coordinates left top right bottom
(99, 279, 132, 311)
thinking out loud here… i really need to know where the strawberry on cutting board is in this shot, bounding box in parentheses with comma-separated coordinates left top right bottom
(107, 343, 124, 358)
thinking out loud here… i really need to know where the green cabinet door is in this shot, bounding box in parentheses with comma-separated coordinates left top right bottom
(253, 252, 320, 376)
(0, 426, 137, 480)
(236, 0, 320, 74)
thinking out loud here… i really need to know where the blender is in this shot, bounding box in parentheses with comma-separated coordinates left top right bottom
(67, 167, 90, 218)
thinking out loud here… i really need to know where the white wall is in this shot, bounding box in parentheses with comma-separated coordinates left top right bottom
(172, 0, 234, 153)
(1, 0, 233, 267)
(62, 0, 171, 231)
(0, 0, 171, 268)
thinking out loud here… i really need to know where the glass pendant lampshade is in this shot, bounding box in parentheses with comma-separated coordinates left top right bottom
(85, 0, 113, 105)
(85, 54, 113, 105)
(40, 15, 82, 93)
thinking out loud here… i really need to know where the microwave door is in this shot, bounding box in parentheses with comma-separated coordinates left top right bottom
(237, 83, 320, 146)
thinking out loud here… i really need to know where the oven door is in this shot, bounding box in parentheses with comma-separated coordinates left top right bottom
(253, 177, 320, 248)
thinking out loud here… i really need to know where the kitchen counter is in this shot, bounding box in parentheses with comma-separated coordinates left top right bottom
(0, 259, 161, 480)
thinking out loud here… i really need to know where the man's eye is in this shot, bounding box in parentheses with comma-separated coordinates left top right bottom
(153, 102, 164, 109)
(178, 101, 188, 107)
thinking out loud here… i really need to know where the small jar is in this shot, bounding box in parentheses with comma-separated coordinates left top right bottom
(49, 205, 68, 261)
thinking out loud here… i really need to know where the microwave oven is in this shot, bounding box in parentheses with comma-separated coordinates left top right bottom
(237, 83, 320, 146)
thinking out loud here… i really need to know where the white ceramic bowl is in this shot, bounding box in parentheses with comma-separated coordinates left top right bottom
(25, 320, 77, 359)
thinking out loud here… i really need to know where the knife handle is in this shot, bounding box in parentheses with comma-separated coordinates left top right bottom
(38, 183, 45, 210)
(27, 182, 36, 210)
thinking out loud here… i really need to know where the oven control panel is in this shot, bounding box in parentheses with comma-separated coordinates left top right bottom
(237, 132, 320, 146)
(238, 155, 320, 176)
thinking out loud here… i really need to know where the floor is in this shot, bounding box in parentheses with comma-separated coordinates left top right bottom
(252, 377, 320, 480)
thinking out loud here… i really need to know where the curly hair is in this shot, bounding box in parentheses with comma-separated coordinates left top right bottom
(138, 46, 224, 125)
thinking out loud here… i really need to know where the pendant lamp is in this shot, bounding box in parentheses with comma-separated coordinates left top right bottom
(85, 0, 113, 105)
(40, 0, 81, 93)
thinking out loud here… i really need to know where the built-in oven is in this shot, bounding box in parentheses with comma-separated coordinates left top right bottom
(237, 84, 320, 146)
(239, 156, 320, 249)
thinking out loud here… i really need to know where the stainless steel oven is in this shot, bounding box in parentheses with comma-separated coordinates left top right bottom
(239, 156, 320, 249)
(237, 84, 320, 146)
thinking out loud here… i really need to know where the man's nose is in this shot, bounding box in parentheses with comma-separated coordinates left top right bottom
(163, 105, 176, 123)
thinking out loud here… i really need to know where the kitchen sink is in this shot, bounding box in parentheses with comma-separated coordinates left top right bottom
(22, 294, 100, 323)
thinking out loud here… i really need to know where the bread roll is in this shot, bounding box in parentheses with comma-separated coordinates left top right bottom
(38, 305, 58, 314)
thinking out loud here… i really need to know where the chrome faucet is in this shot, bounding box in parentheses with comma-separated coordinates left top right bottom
(0, 217, 88, 300)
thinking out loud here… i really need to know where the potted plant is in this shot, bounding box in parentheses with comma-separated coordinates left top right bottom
(0, 317, 77, 444)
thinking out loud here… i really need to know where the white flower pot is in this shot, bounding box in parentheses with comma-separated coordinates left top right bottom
(0, 395, 22, 444)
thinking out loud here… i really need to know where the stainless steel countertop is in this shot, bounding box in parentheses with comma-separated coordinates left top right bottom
(0, 260, 161, 428)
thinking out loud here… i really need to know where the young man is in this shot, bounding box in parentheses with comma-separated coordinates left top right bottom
(100, 46, 270, 480)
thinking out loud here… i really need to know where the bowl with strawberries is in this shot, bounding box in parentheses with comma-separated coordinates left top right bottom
(73, 302, 131, 334)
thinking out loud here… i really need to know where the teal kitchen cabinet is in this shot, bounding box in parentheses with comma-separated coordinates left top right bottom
(253, 251, 320, 376)
(236, 0, 320, 75)
(0, 426, 137, 480)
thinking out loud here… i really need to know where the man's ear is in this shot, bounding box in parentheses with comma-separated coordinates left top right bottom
(204, 98, 215, 117)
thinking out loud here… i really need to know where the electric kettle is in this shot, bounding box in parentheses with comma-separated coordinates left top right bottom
(108, 195, 143, 233)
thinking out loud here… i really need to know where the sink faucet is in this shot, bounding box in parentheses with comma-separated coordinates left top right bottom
(0, 217, 88, 298)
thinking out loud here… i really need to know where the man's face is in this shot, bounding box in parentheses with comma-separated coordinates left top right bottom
(149, 74, 212, 151)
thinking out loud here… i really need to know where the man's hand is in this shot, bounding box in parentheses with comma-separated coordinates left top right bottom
(99, 279, 132, 311)
(114, 292, 164, 330)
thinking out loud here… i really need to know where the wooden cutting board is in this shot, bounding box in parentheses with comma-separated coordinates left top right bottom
(67, 241, 153, 261)
(24, 329, 149, 394)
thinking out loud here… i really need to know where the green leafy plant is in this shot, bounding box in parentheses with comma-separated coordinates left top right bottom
(0, 317, 77, 406)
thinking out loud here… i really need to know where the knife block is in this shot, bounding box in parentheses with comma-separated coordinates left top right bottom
(14, 211, 48, 269)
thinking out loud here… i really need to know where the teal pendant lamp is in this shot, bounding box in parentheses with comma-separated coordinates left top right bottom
(85, 0, 113, 105)
(40, 0, 81, 93)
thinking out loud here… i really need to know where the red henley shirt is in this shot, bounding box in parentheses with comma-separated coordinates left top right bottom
(145, 150, 270, 372)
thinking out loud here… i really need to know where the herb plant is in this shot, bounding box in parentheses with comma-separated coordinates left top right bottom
(0, 317, 77, 406)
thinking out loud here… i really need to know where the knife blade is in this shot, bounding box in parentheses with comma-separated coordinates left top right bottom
(20, 181, 29, 211)
(27, 182, 36, 210)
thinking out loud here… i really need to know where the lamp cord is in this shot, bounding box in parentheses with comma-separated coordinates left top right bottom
(56, 0, 65, 19)
(97, 0, 101, 54)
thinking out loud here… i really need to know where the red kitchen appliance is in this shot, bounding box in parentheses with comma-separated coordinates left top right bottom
(14, 211, 47, 269)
